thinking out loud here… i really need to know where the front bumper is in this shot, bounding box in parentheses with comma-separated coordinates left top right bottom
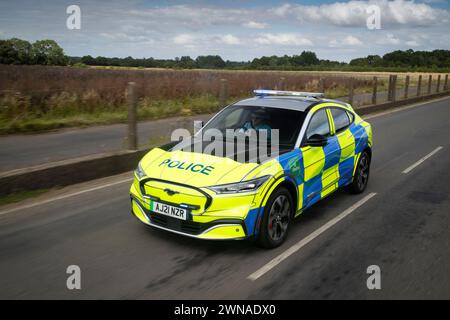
(131, 197, 248, 240)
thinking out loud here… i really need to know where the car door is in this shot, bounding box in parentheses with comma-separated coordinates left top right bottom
(300, 108, 338, 208)
(329, 107, 356, 187)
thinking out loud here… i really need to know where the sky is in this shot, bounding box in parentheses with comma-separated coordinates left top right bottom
(0, 0, 449, 62)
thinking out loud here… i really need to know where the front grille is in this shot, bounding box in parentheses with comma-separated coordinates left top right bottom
(139, 178, 212, 213)
(148, 212, 207, 235)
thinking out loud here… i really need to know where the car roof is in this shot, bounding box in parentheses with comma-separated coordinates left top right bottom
(233, 96, 348, 112)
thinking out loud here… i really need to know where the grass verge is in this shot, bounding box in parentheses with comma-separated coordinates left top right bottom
(0, 189, 49, 207)
(0, 85, 390, 135)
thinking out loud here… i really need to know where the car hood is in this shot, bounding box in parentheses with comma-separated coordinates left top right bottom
(140, 148, 261, 187)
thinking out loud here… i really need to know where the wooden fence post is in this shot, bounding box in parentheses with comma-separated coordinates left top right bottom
(444, 75, 449, 91)
(436, 75, 441, 93)
(390, 75, 397, 102)
(348, 78, 354, 105)
(127, 82, 137, 150)
(319, 78, 325, 94)
(278, 77, 286, 90)
(417, 75, 422, 96)
(219, 79, 228, 108)
(404, 75, 410, 99)
(427, 75, 432, 94)
(387, 75, 393, 101)
(372, 76, 377, 105)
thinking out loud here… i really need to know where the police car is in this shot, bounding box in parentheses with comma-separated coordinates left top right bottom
(130, 90, 372, 248)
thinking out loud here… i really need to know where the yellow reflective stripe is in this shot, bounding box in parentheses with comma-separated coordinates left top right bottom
(260, 176, 286, 207)
(353, 152, 362, 176)
(326, 108, 336, 135)
(297, 183, 304, 212)
(336, 131, 355, 161)
(302, 147, 325, 181)
(321, 163, 339, 198)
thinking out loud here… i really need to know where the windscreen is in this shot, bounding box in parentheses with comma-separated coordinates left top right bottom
(202, 105, 306, 149)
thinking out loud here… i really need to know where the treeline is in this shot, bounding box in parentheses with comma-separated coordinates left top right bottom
(1, 37, 450, 71)
(71, 50, 342, 69)
(349, 49, 450, 69)
(70, 54, 244, 69)
(0, 38, 67, 65)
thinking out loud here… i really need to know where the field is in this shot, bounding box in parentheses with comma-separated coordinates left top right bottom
(0, 64, 443, 134)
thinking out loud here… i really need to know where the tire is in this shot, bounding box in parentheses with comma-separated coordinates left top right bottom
(347, 151, 371, 194)
(257, 187, 294, 249)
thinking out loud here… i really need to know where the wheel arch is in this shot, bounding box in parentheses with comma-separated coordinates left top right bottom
(254, 175, 298, 235)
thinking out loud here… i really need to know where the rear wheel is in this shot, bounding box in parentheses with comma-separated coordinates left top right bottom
(347, 151, 371, 194)
(257, 187, 294, 249)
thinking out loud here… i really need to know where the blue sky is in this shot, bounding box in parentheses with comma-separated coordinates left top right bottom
(0, 0, 449, 62)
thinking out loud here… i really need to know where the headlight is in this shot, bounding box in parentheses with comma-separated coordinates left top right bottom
(207, 176, 270, 194)
(135, 162, 146, 180)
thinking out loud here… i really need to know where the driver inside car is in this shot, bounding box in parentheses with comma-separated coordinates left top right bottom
(240, 110, 272, 136)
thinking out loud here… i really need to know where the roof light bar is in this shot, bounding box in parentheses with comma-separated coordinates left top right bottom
(253, 89, 324, 98)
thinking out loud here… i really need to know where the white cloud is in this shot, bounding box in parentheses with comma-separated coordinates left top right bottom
(255, 33, 313, 46)
(329, 35, 363, 47)
(99, 32, 154, 44)
(272, 0, 450, 27)
(406, 40, 420, 47)
(243, 21, 268, 29)
(173, 34, 196, 46)
(378, 33, 401, 45)
(218, 34, 241, 45)
(343, 35, 363, 46)
(127, 5, 255, 29)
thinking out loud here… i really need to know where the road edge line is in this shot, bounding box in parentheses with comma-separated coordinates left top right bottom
(247, 192, 377, 281)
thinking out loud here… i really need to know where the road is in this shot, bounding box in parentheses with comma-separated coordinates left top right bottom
(0, 86, 437, 172)
(0, 96, 449, 299)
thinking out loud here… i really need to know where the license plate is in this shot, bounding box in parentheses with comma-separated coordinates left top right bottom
(150, 201, 187, 221)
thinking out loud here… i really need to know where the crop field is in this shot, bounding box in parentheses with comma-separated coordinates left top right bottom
(0, 64, 442, 134)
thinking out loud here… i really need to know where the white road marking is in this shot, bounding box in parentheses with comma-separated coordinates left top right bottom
(402, 146, 443, 174)
(247, 192, 377, 281)
(363, 96, 450, 120)
(0, 178, 133, 216)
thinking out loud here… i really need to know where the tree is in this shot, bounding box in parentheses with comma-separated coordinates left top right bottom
(195, 55, 226, 69)
(0, 38, 33, 64)
(0, 40, 17, 64)
(9, 38, 32, 64)
(299, 51, 319, 65)
(178, 56, 196, 69)
(32, 40, 67, 65)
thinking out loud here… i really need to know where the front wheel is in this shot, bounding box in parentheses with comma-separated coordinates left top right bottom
(347, 151, 371, 194)
(257, 187, 294, 249)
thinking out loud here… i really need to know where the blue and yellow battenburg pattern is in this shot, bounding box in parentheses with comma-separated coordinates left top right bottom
(130, 102, 372, 240)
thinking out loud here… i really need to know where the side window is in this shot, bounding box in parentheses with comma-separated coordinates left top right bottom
(217, 108, 244, 128)
(331, 108, 351, 133)
(306, 109, 330, 139)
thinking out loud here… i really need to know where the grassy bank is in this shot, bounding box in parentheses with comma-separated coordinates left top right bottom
(0, 84, 387, 134)
(0, 189, 49, 207)
(1, 64, 437, 135)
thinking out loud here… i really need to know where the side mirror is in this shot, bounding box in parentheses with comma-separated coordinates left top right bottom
(305, 134, 328, 147)
(193, 120, 204, 134)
